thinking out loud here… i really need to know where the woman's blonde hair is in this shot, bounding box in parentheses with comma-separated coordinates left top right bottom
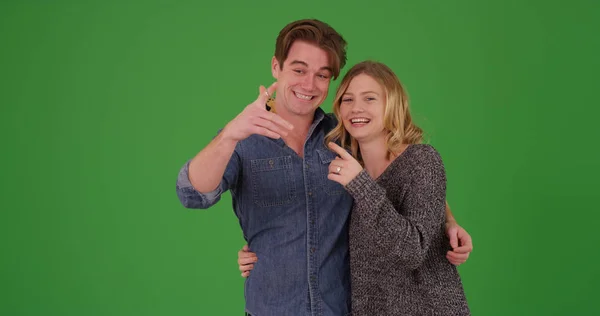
(324, 61, 423, 163)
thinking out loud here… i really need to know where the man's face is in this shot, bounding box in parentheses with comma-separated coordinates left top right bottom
(272, 41, 333, 118)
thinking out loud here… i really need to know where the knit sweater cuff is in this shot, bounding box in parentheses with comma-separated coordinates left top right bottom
(345, 169, 384, 202)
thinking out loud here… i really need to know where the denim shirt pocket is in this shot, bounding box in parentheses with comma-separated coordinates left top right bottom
(316, 149, 345, 196)
(250, 155, 296, 207)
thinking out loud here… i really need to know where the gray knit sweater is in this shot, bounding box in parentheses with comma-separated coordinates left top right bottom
(345, 144, 470, 316)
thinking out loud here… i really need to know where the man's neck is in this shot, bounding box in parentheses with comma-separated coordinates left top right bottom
(273, 102, 317, 157)
(281, 113, 313, 140)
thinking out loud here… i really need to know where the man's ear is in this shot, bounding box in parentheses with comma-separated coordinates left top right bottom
(271, 56, 280, 79)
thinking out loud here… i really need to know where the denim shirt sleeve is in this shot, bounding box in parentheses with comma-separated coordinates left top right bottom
(176, 140, 241, 209)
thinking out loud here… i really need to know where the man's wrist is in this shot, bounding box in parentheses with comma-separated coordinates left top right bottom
(219, 124, 240, 145)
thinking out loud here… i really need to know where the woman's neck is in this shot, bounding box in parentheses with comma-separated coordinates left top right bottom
(359, 137, 408, 179)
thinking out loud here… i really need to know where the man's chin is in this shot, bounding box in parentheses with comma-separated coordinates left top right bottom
(289, 103, 318, 114)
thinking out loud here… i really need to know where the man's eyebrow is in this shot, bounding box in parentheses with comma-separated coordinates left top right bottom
(320, 66, 334, 74)
(289, 60, 333, 74)
(289, 60, 308, 67)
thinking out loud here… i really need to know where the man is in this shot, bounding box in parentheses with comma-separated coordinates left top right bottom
(176, 19, 472, 316)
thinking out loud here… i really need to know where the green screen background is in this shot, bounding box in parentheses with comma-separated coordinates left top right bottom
(1, 0, 599, 315)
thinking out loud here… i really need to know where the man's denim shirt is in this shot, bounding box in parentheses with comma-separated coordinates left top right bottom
(176, 109, 353, 316)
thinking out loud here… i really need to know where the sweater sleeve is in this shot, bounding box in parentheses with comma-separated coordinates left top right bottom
(345, 146, 446, 270)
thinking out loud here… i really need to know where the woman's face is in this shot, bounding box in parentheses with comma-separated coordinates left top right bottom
(339, 74, 386, 143)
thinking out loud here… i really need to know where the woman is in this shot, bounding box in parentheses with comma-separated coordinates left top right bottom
(241, 61, 471, 315)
